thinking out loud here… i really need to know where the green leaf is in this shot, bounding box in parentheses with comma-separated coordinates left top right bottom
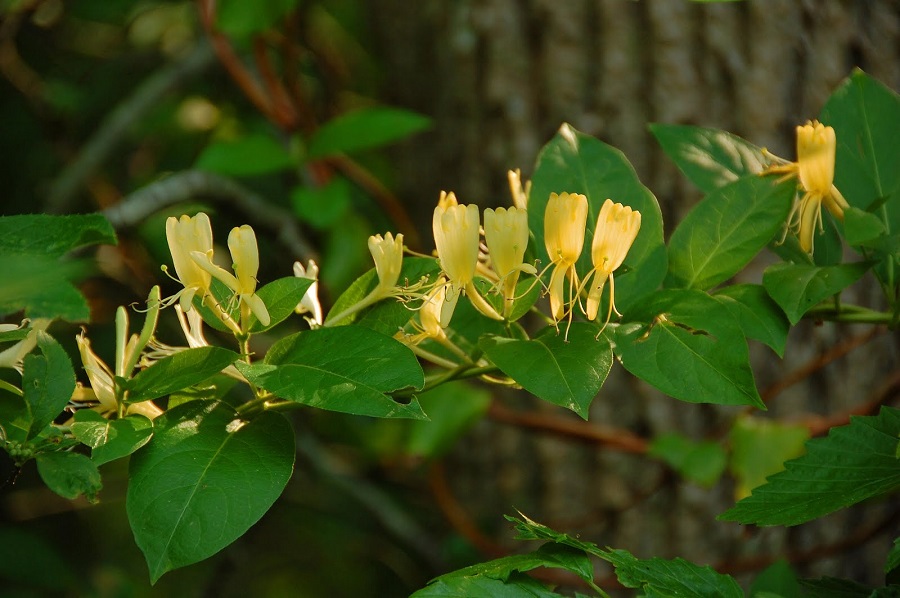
(649, 433, 727, 487)
(247, 276, 313, 333)
(603, 548, 743, 598)
(306, 107, 432, 159)
(799, 578, 878, 598)
(216, 0, 299, 38)
(713, 284, 790, 356)
(0, 394, 31, 443)
(762, 262, 871, 324)
(195, 134, 295, 177)
(404, 381, 491, 460)
(243, 326, 426, 419)
(71, 410, 153, 466)
(720, 406, 900, 526)
(529, 123, 667, 312)
(649, 124, 767, 193)
(125, 347, 241, 403)
(0, 213, 116, 257)
(23, 332, 76, 440)
(479, 323, 613, 419)
(887, 537, 900, 577)
(35, 451, 102, 502)
(665, 176, 795, 290)
(749, 560, 800, 598)
(614, 289, 764, 408)
(821, 70, 900, 233)
(191, 278, 239, 333)
(842, 206, 887, 246)
(127, 401, 295, 583)
(476, 276, 541, 323)
(413, 544, 592, 597)
(729, 415, 809, 500)
(291, 177, 353, 230)
(326, 257, 440, 334)
(0, 253, 92, 321)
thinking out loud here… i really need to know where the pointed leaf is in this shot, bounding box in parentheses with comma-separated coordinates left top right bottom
(602, 548, 743, 598)
(666, 176, 794, 290)
(127, 401, 294, 582)
(762, 262, 871, 324)
(479, 323, 613, 419)
(649, 433, 727, 487)
(713, 284, 790, 356)
(650, 123, 767, 193)
(0, 213, 116, 257)
(195, 134, 295, 177)
(247, 276, 312, 333)
(306, 107, 432, 159)
(720, 406, 900, 526)
(730, 415, 809, 500)
(71, 410, 154, 466)
(614, 289, 763, 408)
(125, 346, 240, 403)
(23, 332, 75, 440)
(529, 123, 667, 312)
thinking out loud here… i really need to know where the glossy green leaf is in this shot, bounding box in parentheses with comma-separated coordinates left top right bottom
(191, 278, 239, 333)
(71, 410, 153, 466)
(306, 107, 432, 159)
(247, 276, 313, 333)
(0, 213, 116, 257)
(762, 262, 871, 324)
(614, 289, 763, 408)
(821, 70, 900, 232)
(479, 323, 613, 419)
(720, 407, 900, 526)
(729, 415, 809, 500)
(713, 284, 789, 356)
(529, 123, 667, 312)
(650, 123, 767, 193)
(649, 433, 727, 487)
(243, 326, 426, 419)
(413, 571, 560, 597)
(666, 176, 794, 290)
(126, 346, 240, 403)
(477, 276, 541, 323)
(36, 451, 101, 502)
(23, 332, 75, 440)
(127, 401, 295, 583)
(195, 134, 295, 177)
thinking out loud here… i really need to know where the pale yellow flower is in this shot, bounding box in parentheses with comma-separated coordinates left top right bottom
(483, 207, 535, 315)
(433, 200, 502, 326)
(544, 192, 589, 321)
(507, 169, 530, 210)
(585, 199, 641, 327)
(764, 121, 849, 253)
(293, 259, 323, 326)
(368, 232, 404, 297)
(0, 319, 51, 373)
(192, 225, 270, 330)
(165, 213, 213, 312)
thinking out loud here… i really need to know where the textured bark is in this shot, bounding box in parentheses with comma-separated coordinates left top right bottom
(369, 0, 900, 588)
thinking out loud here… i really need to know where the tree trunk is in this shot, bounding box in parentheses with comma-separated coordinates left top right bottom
(369, 0, 900, 588)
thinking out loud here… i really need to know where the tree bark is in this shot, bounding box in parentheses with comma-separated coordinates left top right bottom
(369, 0, 900, 588)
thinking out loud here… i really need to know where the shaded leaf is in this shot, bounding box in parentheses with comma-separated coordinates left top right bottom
(649, 433, 727, 487)
(36, 451, 101, 502)
(195, 134, 294, 177)
(23, 332, 75, 440)
(713, 284, 789, 356)
(127, 401, 294, 583)
(603, 548, 743, 598)
(248, 276, 313, 333)
(126, 347, 240, 403)
(762, 262, 871, 324)
(720, 407, 900, 526)
(0, 213, 116, 257)
(307, 107, 432, 159)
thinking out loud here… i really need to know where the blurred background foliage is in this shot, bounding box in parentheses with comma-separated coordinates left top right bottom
(2, 0, 900, 596)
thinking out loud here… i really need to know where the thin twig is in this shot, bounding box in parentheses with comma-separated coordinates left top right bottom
(46, 42, 217, 213)
(102, 169, 315, 261)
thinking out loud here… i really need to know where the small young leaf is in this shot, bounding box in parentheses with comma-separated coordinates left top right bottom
(713, 284, 789, 356)
(650, 123, 767, 193)
(762, 262, 871, 324)
(720, 406, 900, 526)
(247, 276, 313, 333)
(23, 332, 75, 440)
(127, 401, 295, 583)
(479, 323, 613, 419)
(306, 107, 432, 159)
(126, 347, 241, 403)
(36, 451, 102, 502)
(649, 433, 727, 487)
(665, 176, 794, 290)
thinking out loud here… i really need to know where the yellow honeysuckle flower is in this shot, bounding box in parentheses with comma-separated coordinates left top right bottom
(293, 259, 323, 326)
(164, 213, 214, 312)
(507, 169, 530, 210)
(483, 206, 536, 315)
(191, 225, 271, 331)
(544, 192, 589, 322)
(433, 199, 502, 327)
(0, 319, 51, 373)
(368, 232, 404, 297)
(764, 120, 849, 253)
(585, 199, 641, 328)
